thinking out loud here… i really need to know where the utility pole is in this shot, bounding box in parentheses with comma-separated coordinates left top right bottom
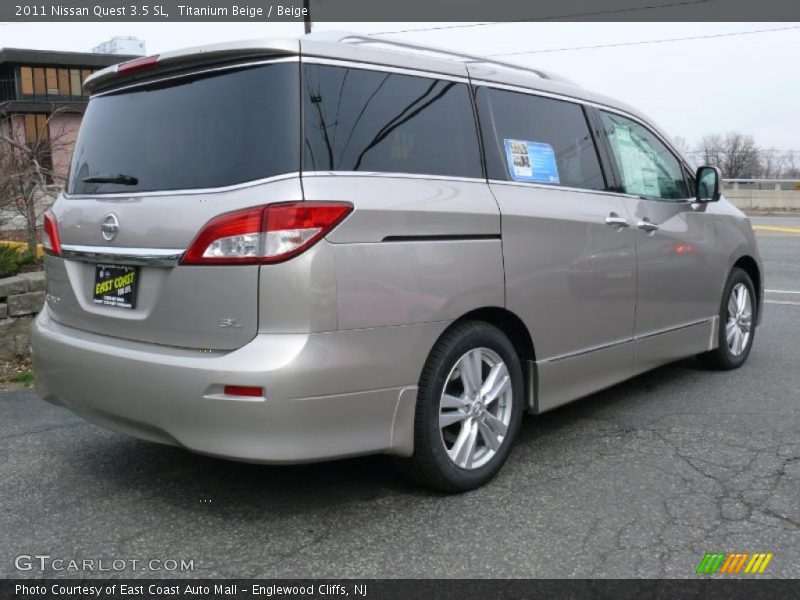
(303, 0, 311, 34)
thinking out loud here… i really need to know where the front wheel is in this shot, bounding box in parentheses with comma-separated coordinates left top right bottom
(699, 267, 757, 370)
(396, 321, 524, 493)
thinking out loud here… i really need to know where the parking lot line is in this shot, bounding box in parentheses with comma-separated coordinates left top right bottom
(765, 289, 800, 294)
(765, 299, 800, 306)
(752, 225, 800, 234)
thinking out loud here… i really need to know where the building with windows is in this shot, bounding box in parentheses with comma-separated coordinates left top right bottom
(0, 47, 137, 180)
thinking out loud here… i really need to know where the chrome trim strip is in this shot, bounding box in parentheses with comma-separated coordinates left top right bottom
(303, 171, 485, 184)
(541, 317, 715, 364)
(61, 245, 185, 267)
(63, 171, 301, 199)
(301, 56, 470, 83)
(472, 78, 597, 107)
(91, 57, 299, 98)
(488, 178, 623, 198)
(487, 179, 695, 204)
(542, 338, 633, 364)
(634, 317, 713, 342)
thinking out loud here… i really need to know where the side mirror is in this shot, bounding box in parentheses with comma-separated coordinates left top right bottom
(695, 166, 722, 202)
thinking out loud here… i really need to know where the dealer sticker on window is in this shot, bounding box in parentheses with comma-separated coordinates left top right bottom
(504, 139, 560, 184)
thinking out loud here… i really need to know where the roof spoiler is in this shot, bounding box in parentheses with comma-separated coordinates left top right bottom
(84, 38, 300, 94)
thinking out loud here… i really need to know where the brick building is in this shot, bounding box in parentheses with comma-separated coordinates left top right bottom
(0, 47, 137, 181)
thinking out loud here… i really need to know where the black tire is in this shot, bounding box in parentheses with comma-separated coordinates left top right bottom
(699, 267, 757, 370)
(396, 320, 524, 493)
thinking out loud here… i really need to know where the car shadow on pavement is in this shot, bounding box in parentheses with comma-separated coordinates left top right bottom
(65, 356, 708, 510)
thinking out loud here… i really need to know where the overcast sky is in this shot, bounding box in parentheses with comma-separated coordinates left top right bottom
(1, 21, 798, 154)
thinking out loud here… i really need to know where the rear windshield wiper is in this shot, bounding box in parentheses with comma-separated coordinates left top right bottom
(81, 174, 139, 185)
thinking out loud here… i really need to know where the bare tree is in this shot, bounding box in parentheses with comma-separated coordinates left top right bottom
(698, 133, 724, 167)
(759, 148, 785, 179)
(0, 106, 75, 254)
(781, 151, 800, 178)
(697, 132, 761, 179)
(672, 135, 692, 156)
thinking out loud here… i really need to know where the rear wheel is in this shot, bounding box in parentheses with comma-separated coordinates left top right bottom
(396, 321, 524, 493)
(699, 267, 756, 370)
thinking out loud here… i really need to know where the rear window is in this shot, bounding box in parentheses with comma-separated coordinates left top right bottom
(68, 63, 299, 195)
(302, 64, 482, 179)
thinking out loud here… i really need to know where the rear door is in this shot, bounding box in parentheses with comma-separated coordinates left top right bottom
(299, 61, 504, 330)
(594, 110, 722, 368)
(474, 84, 637, 410)
(47, 59, 301, 350)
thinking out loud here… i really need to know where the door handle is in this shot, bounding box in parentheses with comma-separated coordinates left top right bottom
(637, 220, 659, 232)
(605, 215, 630, 228)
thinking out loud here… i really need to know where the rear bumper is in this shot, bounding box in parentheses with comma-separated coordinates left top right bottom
(30, 308, 443, 463)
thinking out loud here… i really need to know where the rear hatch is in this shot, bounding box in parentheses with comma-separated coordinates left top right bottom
(46, 59, 301, 350)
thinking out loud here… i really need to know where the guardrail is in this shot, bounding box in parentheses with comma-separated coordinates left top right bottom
(722, 179, 800, 211)
(724, 179, 800, 191)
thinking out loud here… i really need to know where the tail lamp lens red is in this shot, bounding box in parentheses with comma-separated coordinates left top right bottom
(117, 55, 160, 74)
(43, 209, 61, 256)
(223, 385, 263, 398)
(181, 202, 352, 265)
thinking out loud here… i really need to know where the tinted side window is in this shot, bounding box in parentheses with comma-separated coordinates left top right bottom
(599, 111, 689, 201)
(475, 87, 605, 191)
(303, 64, 481, 179)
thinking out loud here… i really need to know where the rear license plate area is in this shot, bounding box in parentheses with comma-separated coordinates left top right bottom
(93, 263, 138, 309)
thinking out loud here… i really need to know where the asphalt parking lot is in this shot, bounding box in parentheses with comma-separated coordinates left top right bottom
(1, 216, 798, 579)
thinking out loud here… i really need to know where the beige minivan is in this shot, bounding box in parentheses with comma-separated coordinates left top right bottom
(32, 33, 762, 492)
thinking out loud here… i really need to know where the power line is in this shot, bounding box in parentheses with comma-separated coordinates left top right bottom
(372, 22, 501, 36)
(371, 0, 718, 35)
(488, 24, 800, 56)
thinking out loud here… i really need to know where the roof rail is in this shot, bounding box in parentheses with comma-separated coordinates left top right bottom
(319, 32, 578, 86)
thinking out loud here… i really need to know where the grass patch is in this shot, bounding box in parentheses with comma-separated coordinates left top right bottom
(0, 357, 33, 389)
(10, 370, 34, 387)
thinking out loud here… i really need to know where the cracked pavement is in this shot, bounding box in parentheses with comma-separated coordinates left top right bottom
(0, 218, 798, 578)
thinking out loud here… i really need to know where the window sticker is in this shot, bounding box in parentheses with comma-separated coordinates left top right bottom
(503, 139, 560, 184)
(611, 124, 661, 197)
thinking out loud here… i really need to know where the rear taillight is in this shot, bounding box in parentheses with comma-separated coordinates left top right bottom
(43, 209, 61, 256)
(181, 202, 352, 265)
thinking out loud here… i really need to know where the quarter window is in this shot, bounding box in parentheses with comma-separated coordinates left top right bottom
(599, 111, 689, 201)
(475, 87, 606, 191)
(303, 64, 482, 179)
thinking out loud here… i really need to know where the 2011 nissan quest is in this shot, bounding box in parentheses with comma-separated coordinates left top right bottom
(31, 33, 763, 492)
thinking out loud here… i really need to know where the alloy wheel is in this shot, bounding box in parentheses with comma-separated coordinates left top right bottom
(439, 347, 513, 470)
(726, 282, 752, 356)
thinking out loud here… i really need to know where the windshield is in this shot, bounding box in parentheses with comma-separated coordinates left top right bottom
(68, 62, 299, 195)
